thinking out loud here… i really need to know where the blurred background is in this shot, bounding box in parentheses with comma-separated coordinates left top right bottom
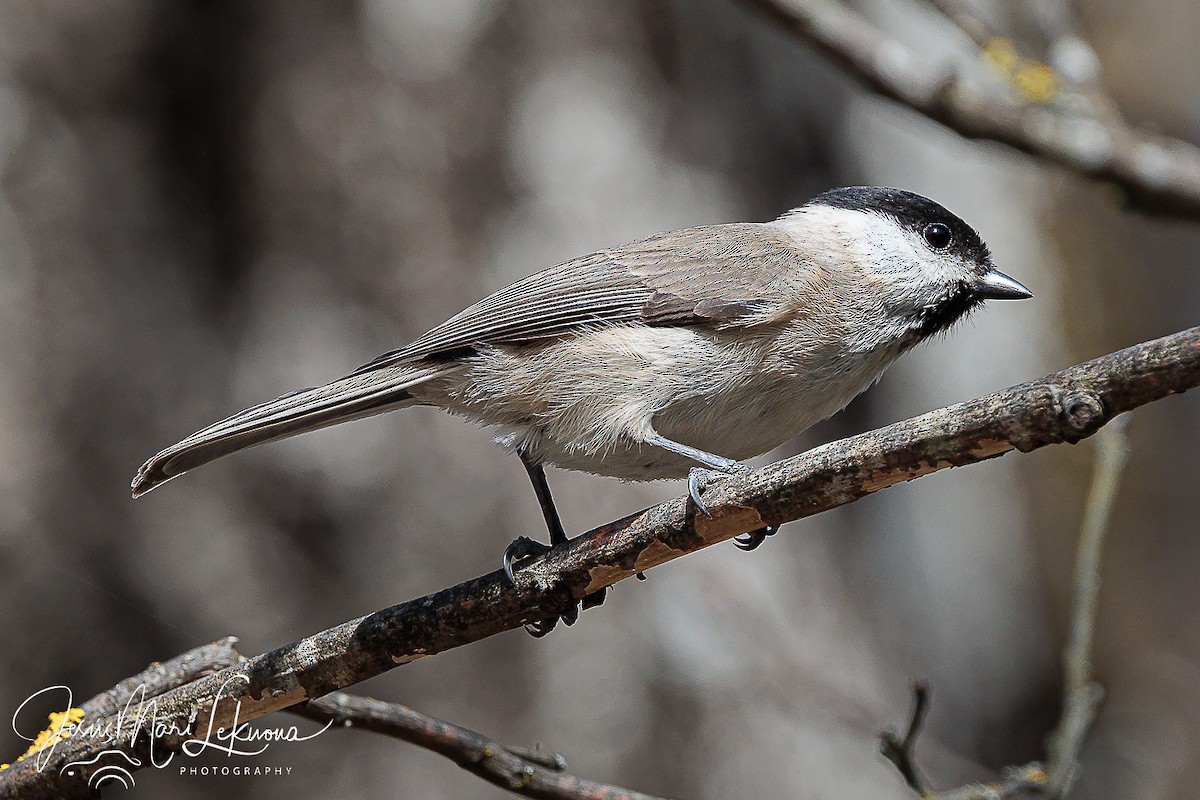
(0, 0, 1197, 797)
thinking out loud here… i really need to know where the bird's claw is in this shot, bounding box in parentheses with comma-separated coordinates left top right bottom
(524, 617, 558, 637)
(502, 535, 550, 583)
(687, 468, 713, 517)
(734, 524, 779, 551)
(687, 462, 752, 519)
(522, 587, 605, 636)
(503, 535, 607, 636)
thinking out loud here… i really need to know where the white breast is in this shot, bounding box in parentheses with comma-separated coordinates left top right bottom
(418, 318, 908, 481)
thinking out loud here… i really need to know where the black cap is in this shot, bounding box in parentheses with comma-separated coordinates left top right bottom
(807, 186, 992, 268)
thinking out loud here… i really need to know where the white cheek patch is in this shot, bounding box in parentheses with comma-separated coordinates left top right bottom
(774, 204, 963, 314)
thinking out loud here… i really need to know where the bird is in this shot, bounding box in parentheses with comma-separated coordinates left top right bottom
(132, 186, 1031, 634)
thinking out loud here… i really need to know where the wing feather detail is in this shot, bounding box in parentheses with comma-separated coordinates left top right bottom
(354, 222, 811, 374)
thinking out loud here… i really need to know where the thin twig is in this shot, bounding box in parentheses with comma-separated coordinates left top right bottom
(932, 766, 1047, 800)
(3, 326, 1198, 798)
(1044, 418, 1131, 797)
(879, 408, 1134, 799)
(881, 685, 1049, 800)
(295, 693, 673, 800)
(736, 0, 1200, 217)
(880, 682, 933, 796)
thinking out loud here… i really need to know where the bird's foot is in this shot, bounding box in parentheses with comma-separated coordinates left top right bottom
(502, 535, 550, 583)
(687, 462, 752, 518)
(522, 617, 557, 637)
(734, 524, 780, 551)
(684, 464, 776, 550)
(501, 535, 607, 637)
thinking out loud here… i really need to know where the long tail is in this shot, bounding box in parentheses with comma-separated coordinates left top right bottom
(131, 363, 452, 497)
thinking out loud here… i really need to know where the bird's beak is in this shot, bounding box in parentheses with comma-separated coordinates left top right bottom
(976, 267, 1033, 300)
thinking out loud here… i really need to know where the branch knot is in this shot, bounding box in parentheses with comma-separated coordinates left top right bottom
(1060, 391, 1106, 439)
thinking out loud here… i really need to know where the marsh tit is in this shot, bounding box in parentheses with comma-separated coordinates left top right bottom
(133, 187, 1031, 632)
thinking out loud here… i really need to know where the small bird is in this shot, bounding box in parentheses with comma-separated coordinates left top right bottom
(133, 187, 1030, 633)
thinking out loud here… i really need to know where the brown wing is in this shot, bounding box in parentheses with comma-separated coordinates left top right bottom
(353, 222, 809, 374)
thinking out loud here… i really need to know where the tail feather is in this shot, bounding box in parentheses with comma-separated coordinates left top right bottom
(132, 364, 448, 497)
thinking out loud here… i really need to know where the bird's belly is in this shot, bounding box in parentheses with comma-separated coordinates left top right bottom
(514, 373, 861, 481)
(423, 324, 898, 481)
(644, 369, 870, 475)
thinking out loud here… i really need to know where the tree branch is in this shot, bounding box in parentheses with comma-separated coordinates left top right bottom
(294, 693, 674, 800)
(1, 636, 665, 800)
(736, 0, 1200, 217)
(76, 637, 244, 719)
(3, 326, 1197, 798)
(922, 0, 996, 50)
(0, 639, 243, 798)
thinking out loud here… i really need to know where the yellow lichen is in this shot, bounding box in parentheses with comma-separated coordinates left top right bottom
(0, 707, 85, 770)
(983, 37, 1020, 73)
(982, 37, 1062, 104)
(1023, 764, 1049, 784)
(1013, 62, 1061, 104)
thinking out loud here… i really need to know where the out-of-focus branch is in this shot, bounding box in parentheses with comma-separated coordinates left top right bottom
(923, 0, 995, 49)
(3, 326, 1198, 798)
(879, 416, 1134, 799)
(1045, 419, 1130, 797)
(880, 682, 934, 794)
(882, 683, 1047, 800)
(736, 0, 1200, 218)
(295, 693, 673, 800)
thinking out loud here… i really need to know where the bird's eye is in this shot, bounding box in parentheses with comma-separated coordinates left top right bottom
(923, 222, 953, 250)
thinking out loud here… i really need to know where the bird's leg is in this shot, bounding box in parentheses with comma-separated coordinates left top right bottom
(525, 459, 568, 547)
(644, 432, 779, 550)
(501, 458, 564, 584)
(643, 432, 748, 513)
(502, 452, 606, 638)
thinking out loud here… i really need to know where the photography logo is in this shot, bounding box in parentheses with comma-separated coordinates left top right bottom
(60, 750, 140, 791)
(8, 678, 329, 790)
